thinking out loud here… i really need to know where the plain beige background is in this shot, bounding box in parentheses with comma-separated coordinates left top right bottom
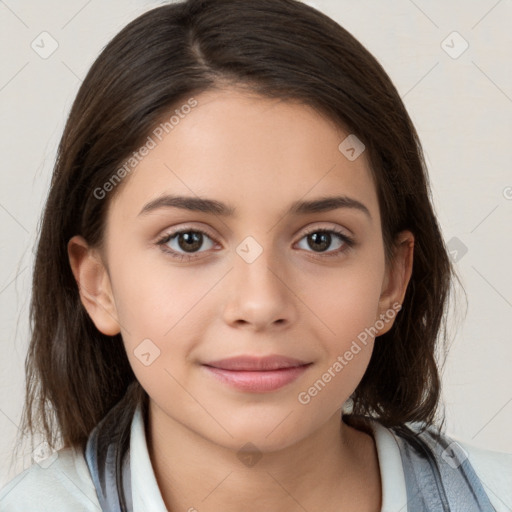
(0, 0, 511, 487)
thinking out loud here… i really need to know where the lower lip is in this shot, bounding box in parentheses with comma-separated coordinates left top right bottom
(202, 364, 311, 392)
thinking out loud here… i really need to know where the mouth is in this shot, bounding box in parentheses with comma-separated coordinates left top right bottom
(201, 355, 313, 392)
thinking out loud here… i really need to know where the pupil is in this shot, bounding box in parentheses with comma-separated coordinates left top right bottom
(309, 232, 330, 252)
(179, 232, 202, 252)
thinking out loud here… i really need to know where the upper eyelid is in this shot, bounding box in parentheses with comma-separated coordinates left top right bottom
(301, 224, 350, 236)
(159, 222, 352, 240)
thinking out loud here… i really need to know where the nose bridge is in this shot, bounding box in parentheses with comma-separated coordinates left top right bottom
(233, 233, 283, 291)
(223, 233, 295, 327)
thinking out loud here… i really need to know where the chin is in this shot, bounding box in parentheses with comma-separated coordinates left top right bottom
(208, 412, 313, 453)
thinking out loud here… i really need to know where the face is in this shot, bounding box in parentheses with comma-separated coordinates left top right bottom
(69, 87, 413, 452)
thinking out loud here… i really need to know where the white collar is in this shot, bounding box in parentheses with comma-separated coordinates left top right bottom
(130, 404, 168, 511)
(129, 403, 407, 512)
(366, 419, 408, 511)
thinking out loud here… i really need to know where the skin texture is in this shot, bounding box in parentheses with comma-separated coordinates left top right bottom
(68, 87, 414, 512)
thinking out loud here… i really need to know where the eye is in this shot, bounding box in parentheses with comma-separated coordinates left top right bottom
(156, 228, 218, 262)
(295, 227, 355, 257)
(155, 225, 355, 262)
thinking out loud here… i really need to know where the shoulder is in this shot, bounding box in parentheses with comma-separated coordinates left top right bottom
(456, 438, 512, 512)
(0, 445, 101, 511)
(370, 417, 512, 512)
(416, 423, 512, 512)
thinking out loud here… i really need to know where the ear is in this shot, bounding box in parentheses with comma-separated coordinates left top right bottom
(67, 235, 121, 336)
(375, 230, 414, 336)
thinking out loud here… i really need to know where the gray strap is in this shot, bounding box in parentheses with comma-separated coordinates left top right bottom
(392, 424, 496, 511)
(84, 403, 495, 512)
(84, 397, 133, 512)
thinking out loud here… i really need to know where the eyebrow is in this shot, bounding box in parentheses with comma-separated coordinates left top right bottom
(138, 194, 372, 220)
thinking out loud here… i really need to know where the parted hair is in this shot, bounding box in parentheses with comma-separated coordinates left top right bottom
(15, 0, 461, 460)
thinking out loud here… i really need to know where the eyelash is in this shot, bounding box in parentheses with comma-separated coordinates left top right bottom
(155, 226, 355, 262)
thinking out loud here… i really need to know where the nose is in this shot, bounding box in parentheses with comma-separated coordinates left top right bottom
(222, 240, 298, 331)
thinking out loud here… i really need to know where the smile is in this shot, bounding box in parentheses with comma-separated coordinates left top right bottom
(202, 355, 313, 392)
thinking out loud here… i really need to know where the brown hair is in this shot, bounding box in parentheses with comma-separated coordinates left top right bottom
(15, 0, 462, 461)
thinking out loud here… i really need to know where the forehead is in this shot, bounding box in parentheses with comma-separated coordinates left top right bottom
(108, 87, 379, 223)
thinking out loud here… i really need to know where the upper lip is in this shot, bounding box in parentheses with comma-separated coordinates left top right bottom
(203, 355, 311, 371)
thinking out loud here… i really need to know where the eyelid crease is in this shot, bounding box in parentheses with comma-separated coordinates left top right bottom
(155, 221, 354, 245)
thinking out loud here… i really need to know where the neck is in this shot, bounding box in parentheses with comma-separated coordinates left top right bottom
(145, 401, 381, 512)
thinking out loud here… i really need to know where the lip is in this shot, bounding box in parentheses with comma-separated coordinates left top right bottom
(202, 355, 312, 392)
(204, 355, 310, 371)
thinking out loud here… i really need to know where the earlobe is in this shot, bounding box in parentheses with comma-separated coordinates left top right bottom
(376, 231, 414, 336)
(67, 235, 121, 336)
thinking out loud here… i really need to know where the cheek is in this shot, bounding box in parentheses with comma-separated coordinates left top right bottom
(110, 262, 210, 402)
(295, 276, 382, 412)
(111, 256, 215, 339)
(109, 258, 224, 392)
(299, 259, 385, 340)
(294, 256, 386, 404)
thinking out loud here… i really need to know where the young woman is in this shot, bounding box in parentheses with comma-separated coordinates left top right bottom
(1, 0, 510, 511)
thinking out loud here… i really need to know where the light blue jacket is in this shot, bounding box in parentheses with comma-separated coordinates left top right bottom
(1, 398, 511, 511)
